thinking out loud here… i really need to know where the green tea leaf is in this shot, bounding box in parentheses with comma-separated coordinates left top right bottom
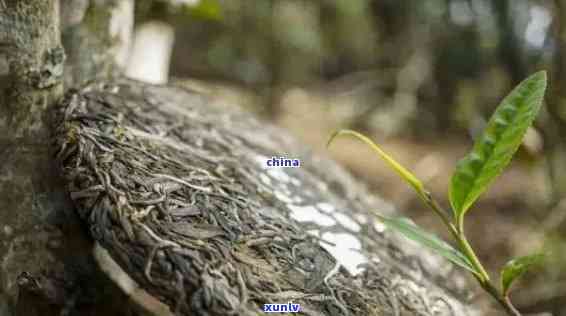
(327, 130, 427, 199)
(449, 71, 547, 221)
(375, 215, 477, 274)
(500, 253, 545, 296)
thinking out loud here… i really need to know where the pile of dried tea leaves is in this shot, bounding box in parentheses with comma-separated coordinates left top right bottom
(53, 79, 477, 316)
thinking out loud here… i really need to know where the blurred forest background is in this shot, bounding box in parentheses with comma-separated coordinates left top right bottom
(133, 0, 566, 314)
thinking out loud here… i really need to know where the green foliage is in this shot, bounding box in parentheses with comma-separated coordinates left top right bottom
(376, 215, 476, 273)
(328, 71, 548, 316)
(185, 0, 222, 21)
(500, 253, 546, 296)
(449, 71, 547, 224)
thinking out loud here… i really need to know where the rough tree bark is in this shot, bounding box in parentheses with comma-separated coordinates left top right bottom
(0, 1, 77, 315)
(0, 1, 137, 315)
(1, 1, 487, 316)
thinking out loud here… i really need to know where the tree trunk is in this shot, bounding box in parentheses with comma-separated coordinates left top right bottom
(491, 0, 526, 85)
(0, 1, 71, 314)
(61, 0, 133, 87)
(545, 0, 566, 206)
(0, 1, 136, 315)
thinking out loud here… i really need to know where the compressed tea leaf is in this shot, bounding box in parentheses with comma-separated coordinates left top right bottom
(54, 79, 476, 316)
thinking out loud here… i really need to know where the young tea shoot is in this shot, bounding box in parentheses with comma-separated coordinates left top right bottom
(327, 71, 548, 316)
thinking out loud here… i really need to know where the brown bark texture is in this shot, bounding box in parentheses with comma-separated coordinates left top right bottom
(0, 1, 136, 315)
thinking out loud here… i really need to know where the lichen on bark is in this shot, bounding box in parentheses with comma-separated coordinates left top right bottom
(0, 1, 133, 315)
(0, 1, 69, 314)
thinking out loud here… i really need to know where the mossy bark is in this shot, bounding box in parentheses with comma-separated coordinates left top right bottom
(0, 1, 134, 315)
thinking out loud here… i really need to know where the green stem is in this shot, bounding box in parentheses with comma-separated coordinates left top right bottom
(456, 232, 490, 282)
(419, 192, 522, 316)
(462, 236, 522, 316)
(420, 192, 487, 276)
(421, 191, 459, 239)
(502, 295, 522, 316)
(482, 282, 522, 316)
